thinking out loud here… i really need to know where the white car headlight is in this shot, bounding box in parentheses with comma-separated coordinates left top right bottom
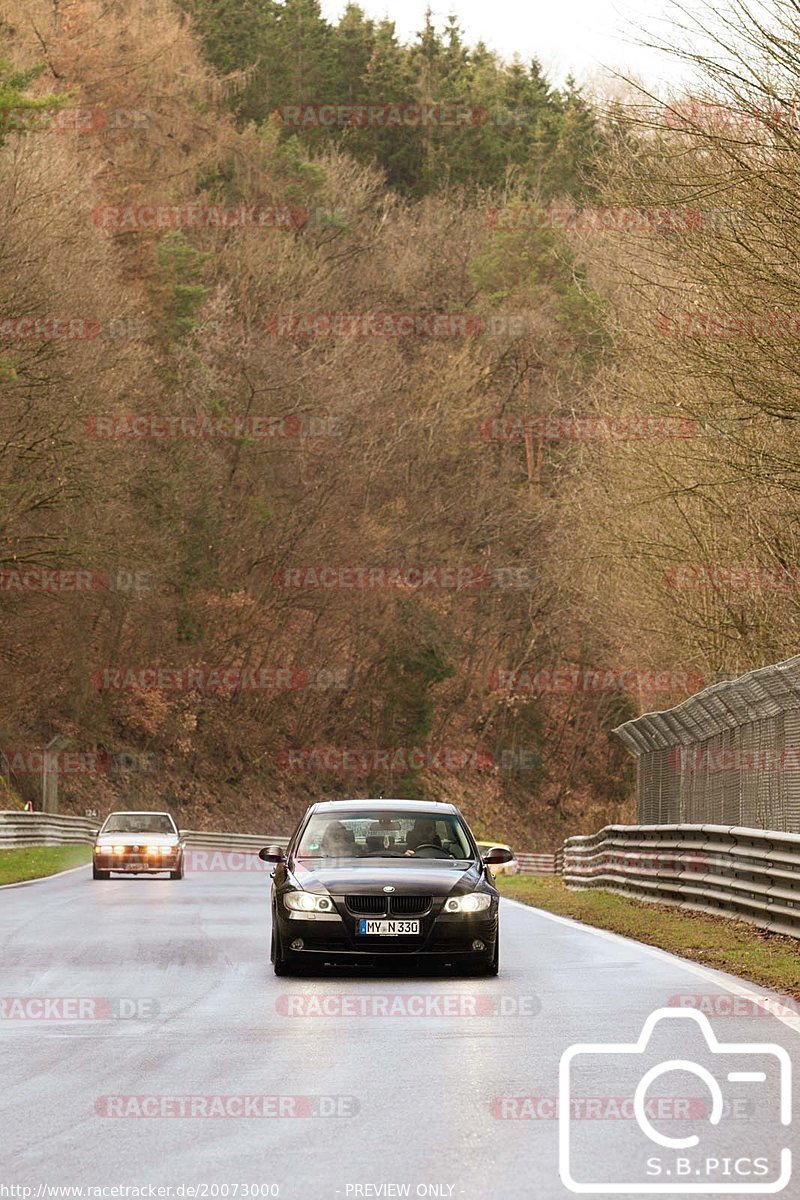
(284, 890, 334, 913)
(444, 893, 492, 914)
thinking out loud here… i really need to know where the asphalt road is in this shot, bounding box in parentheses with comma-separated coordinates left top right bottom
(1, 861, 797, 1199)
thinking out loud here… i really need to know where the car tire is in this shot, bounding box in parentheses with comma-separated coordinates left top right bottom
(92, 865, 110, 880)
(170, 859, 184, 880)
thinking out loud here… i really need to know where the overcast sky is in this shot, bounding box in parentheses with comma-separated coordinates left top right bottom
(319, 0, 696, 90)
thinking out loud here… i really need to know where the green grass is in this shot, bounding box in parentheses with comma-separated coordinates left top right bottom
(497, 874, 800, 1000)
(0, 844, 92, 885)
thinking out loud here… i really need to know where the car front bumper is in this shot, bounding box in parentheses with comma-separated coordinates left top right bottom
(94, 850, 182, 873)
(274, 907, 498, 966)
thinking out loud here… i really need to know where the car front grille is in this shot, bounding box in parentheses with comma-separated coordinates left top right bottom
(345, 895, 387, 916)
(390, 895, 432, 915)
(344, 894, 433, 916)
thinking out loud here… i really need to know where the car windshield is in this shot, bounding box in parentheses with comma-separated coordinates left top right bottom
(101, 814, 175, 835)
(296, 810, 475, 860)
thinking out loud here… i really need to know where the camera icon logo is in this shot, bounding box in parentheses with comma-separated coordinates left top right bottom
(559, 1007, 792, 1193)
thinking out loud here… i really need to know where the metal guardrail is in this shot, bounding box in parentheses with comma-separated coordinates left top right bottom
(0, 811, 100, 846)
(180, 831, 289, 851)
(563, 823, 800, 938)
(0, 813, 290, 851)
(516, 852, 558, 875)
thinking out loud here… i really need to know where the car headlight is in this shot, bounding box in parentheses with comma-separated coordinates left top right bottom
(159, 845, 174, 854)
(146, 845, 161, 855)
(113, 845, 126, 855)
(283, 890, 334, 913)
(444, 893, 492, 914)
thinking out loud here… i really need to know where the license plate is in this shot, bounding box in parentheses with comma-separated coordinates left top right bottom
(357, 919, 420, 936)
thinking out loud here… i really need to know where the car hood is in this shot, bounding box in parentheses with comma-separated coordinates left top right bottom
(290, 859, 479, 895)
(97, 833, 177, 846)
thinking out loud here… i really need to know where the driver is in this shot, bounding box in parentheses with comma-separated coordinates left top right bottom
(404, 817, 442, 855)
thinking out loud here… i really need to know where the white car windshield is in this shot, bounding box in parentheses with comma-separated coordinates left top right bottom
(101, 814, 176, 835)
(296, 810, 474, 859)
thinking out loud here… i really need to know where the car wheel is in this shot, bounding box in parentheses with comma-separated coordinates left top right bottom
(92, 865, 110, 880)
(170, 859, 184, 880)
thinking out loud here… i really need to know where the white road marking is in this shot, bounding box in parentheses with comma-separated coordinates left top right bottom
(502, 896, 800, 1035)
(0, 862, 91, 891)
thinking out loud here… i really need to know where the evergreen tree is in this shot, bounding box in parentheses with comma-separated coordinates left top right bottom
(179, 2, 608, 199)
(0, 56, 67, 144)
(178, 0, 276, 123)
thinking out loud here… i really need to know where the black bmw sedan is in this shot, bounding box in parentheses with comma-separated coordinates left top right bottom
(260, 798, 513, 975)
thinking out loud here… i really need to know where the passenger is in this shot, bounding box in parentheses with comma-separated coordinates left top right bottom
(321, 820, 357, 857)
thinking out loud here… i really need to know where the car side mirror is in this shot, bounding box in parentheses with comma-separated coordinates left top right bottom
(259, 845, 285, 863)
(484, 847, 514, 865)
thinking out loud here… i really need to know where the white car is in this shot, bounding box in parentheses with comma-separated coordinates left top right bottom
(93, 810, 184, 880)
(476, 842, 519, 876)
